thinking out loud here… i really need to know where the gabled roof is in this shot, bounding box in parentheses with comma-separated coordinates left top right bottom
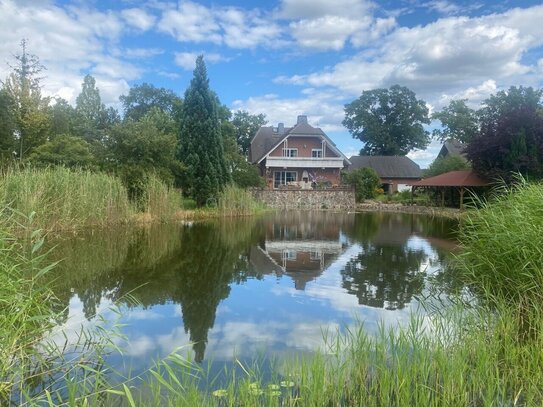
(249, 117, 350, 165)
(348, 156, 422, 179)
(438, 139, 466, 158)
(408, 170, 489, 187)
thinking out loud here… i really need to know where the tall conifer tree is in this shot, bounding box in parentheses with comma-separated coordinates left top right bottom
(178, 56, 229, 205)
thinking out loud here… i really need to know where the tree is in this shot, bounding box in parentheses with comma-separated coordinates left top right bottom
(74, 75, 119, 143)
(0, 88, 17, 162)
(28, 134, 94, 168)
(432, 99, 479, 143)
(105, 116, 182, 198)
(424, 155, 470, 178)
(177, 56, 230, 205)
(119, 83, 183, 123)
(467, 106, 543, 181)
(478, 86, 543, 134)
(343, 85, 430, 155)
(343, 167, 380, 202)
(50, 97, 75, 136)
(231, 110, 267, 156)
(3, 39, 50, 160)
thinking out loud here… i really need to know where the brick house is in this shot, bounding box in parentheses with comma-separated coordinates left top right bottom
(249, 115, 351, 189)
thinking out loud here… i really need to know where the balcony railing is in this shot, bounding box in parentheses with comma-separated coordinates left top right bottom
(266, 156, 345, 168)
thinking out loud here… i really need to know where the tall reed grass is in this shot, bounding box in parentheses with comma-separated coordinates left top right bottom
(138, 173, 183, 221)
(217, 185, 265, 216)
(0, 167, 132, 230)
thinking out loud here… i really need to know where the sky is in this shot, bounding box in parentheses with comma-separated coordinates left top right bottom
(1, 0, 543, 168)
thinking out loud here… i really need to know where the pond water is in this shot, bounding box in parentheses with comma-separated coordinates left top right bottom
(45, 211, 458, 375)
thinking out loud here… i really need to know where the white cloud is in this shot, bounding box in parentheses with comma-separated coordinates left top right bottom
(174, 51, 227, 71)
(232, 91, 345, 132)
(121, 8, 156, 31)
(278, 0, 374, 19)
(276, 5, 543, 105)
(123, 47, 164, 59)
(290, 16, 371, 51)
(158, 1, 222, 44)
(0, 0, 143, 107)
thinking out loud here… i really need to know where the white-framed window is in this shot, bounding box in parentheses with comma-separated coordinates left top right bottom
(274, 171, 297, 188)
(282, 250, 297, 260)
(311, 149, 322, 158)
(310, 250, 322, 260)
(282, 148, 298, 157)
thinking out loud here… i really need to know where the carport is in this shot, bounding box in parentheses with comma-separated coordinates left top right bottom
(408, 170, 491, 209)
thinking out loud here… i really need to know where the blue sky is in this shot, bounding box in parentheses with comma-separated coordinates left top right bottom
(1, 0, 543, 167)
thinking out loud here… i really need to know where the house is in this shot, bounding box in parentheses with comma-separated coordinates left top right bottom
(348, 155, 422, 193)
(437, 139, 467, 159)
(249, 115, 351, 189)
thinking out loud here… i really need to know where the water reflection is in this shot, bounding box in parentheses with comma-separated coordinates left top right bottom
(44, 211, 458, 364)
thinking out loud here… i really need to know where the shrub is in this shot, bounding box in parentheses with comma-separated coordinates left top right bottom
(343, 167, 380, 202)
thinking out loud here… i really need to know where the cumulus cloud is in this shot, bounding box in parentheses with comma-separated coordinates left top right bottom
(0, 0, 141, 106)
(232, 90, 346, 132)
(276, 5, 543, 105)
(121, 8, 156, 31)
(158, 1, 222, 44)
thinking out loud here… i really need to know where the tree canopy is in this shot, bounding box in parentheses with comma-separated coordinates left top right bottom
(231, 110, 267, 156)
(343, 85, 430, 156)
(120, 83, 183, 123)
(432, 99, 478, 143)
(424, 155, 470, 178)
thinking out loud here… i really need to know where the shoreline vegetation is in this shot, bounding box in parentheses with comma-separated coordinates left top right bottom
(1, 168, 543, 404)
(0, 167, 267, 233)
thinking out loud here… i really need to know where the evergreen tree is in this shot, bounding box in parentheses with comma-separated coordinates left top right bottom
(3, 39, 50, 160)
(177, 56, 230, 205)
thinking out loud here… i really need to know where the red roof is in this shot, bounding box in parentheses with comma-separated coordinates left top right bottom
(408, 170, 490, 187)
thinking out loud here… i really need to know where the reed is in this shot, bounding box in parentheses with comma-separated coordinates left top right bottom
(0, 166, 132, 230)
(217, 185, 266, 216)
(138, 173, 183, 221)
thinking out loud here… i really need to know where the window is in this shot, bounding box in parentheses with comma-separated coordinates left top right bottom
(282, 250, 297, 260)
(282, 148, 298, 157)
(310, 250, 322, 260)
(311, 149, 322, 158)
(274, 171, 297, 188)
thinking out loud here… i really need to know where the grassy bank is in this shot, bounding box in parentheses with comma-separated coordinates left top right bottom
(4, 178, 543, 405)
(0, 167, 266, 231)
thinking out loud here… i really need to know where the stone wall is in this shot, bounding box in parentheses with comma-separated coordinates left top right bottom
(253, 189, 356, 209)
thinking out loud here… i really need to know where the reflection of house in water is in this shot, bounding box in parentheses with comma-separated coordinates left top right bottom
(249, 212, 352, 290)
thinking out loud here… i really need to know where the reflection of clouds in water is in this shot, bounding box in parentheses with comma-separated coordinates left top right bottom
(46, 294, 117, 349)
(125, 309, 165, 321)
(406, 236, 442, 275)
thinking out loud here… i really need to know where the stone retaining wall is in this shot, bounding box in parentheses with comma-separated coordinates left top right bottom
(252, 189, 356, 209)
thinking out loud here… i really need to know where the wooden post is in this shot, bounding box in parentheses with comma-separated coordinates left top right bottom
(459, 187, 464, 210)
(441, 188, 445, 207)
(411, 186, 414, 205)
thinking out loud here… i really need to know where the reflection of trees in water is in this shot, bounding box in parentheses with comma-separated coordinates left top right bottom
(341, 244, 427, 310)
(46, 219, 263, 362)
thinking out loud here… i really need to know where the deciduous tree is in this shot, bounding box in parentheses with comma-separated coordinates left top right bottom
(432, 99, 478, 143)
(343, 85, 430, 155)
(231, 110, 267, 156)
(120, 83, 183, 124)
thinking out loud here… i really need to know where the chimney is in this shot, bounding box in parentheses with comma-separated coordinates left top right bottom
(278, 122, 284, 134)
(297, 115, 308, 125)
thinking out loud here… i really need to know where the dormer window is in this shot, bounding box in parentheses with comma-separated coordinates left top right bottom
(283, 148, 298, 157)
(312, 149, 322, 158)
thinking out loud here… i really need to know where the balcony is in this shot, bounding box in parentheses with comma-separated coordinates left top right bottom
(265, 156, 345, 169)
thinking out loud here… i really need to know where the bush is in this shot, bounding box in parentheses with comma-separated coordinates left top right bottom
(343, 167, 380, 202)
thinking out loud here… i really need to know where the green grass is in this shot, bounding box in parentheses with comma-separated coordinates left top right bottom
(138, 173, 183, 221)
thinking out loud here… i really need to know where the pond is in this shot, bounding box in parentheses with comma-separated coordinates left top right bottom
(44, 211, 459, 376)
